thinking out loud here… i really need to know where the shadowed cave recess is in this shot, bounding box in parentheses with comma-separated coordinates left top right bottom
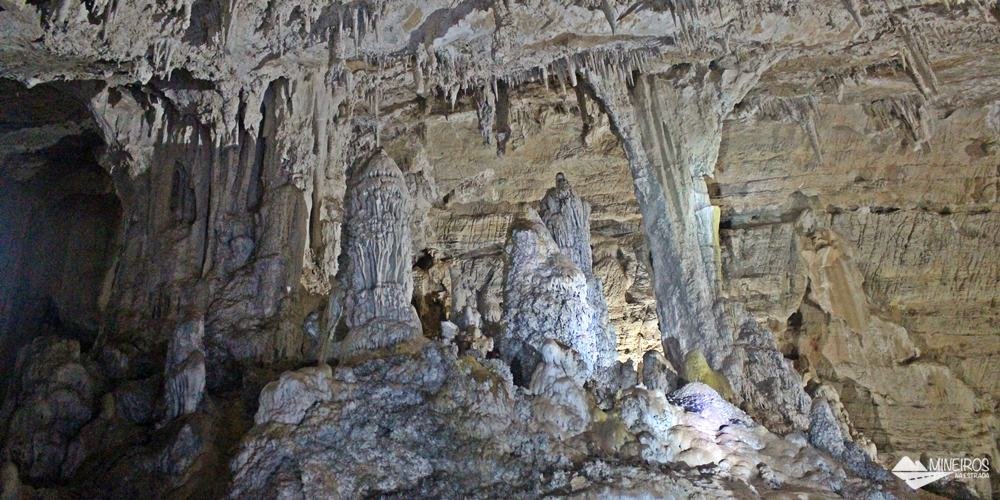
(1, 1, 998, 498)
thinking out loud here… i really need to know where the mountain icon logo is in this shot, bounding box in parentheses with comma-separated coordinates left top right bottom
(891, 456, 953, 489)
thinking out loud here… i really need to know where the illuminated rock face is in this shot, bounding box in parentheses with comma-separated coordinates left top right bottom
(340, 151, 422, 354)
(498, 209, 598, 385)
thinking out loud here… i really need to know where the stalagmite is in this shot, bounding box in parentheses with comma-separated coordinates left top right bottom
(498, 208, 602, 385)
(337, 150, 422, 355)
(163, 319, 206, 421)
(538, 172, 617, 378)
(539, 173, 595, 274)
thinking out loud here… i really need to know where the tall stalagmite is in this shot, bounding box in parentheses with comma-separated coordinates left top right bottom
(538, 173, 618, 376)
(338, 150, 422, 355)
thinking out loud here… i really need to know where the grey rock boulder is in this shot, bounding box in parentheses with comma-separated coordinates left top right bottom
(254, 364, 333, 425)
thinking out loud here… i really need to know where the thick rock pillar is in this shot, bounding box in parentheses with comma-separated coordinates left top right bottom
(584, 61, 812, 432)
(584, 63, 766, 367)
(338, 150, 422, 354)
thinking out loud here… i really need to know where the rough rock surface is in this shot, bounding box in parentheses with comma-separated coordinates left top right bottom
(731, 317, 812, 435)
(230, 339, 903, 498)
(639, 350, 680, 394)
(163, 319, 206, 421)
(498, 209, 614, 385)
(1, 0, 998, 496)
(254, 364, 333, 426)
(0, 337, 97, 481)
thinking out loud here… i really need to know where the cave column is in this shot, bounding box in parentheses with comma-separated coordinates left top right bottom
(583, 62, 771, 369)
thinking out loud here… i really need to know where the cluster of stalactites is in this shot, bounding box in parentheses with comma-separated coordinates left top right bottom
(415, 45, 658, 116)
(744, 95, 823, 162)
(862, 93, 932, 150)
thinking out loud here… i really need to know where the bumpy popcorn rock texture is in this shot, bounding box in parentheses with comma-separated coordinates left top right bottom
(1, 0, 998, 497)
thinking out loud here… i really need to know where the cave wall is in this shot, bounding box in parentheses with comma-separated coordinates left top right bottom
(1, 0, 998, 496)
(716, 100, 999, 492)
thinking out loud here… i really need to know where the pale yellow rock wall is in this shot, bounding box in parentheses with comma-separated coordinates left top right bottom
(716, 102, 998, 495)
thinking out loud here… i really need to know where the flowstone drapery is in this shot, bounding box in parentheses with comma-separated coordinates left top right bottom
(337, 150, 422, 355)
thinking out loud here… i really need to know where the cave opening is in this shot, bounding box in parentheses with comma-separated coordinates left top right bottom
(0, 80, 122, 396)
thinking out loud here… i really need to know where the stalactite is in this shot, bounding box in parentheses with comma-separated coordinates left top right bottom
(494, 80, 511, 156)
(475, 85, 496, 146)
(748, 95, 824, 162)
(898, 22, 939, 97)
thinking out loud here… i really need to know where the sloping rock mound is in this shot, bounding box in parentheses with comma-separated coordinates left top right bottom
(230, 338, 905, 498)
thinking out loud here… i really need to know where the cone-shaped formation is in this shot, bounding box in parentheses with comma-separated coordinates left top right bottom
(339, 151, 421, 354)
(499, 186, 617, 385)
(538, 174, 618, 376)
(539, 173, 594, 274)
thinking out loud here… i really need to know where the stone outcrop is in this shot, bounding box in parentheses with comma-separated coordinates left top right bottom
(229, 337, 904, 498)
(254, 364, 333, 426)
(731, 317, 812, 435)
(0, 337, 97, 481)
(639, 350, 679, 394)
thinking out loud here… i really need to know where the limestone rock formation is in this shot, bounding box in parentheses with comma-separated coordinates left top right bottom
(732, 317, 812, 434)
(540, 173, 595, 275)
(639, 350, 679, 394)
(1, 0, 998, 496)
(539, 173, 620, 382)
(338, 150, 422, 355)
(254, 365, 333, 426)
(163, 319, 206, 421)
(0, 337, 97, 481)
(528, 340, 592, 439)
(498, 208, 611, 385)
